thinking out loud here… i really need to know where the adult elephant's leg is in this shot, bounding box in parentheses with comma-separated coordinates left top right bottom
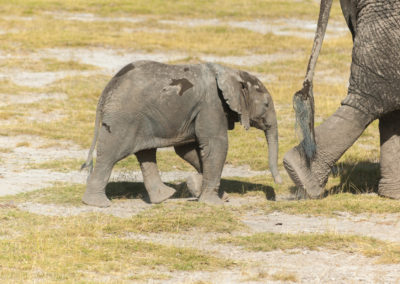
(284, 105, 373, 198)
(174, 143, 203, 198)
(378, 110, 400, 199)
(136, 149, 176, 203)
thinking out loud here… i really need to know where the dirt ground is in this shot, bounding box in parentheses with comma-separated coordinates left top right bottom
(1, 129, 399, 282)
(1, 13, 400, 283)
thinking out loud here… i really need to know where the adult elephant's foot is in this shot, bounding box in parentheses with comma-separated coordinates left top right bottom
(147, 184, 176, 204)
(82, 191, 112, 207)
(378, 182, 400, 200)
(187, 173, 229, 201)
(283, 146, 325, 199)
(198, 188, 224, 205)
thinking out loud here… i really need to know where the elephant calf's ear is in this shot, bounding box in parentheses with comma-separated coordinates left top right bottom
(209, 63, 250, 130)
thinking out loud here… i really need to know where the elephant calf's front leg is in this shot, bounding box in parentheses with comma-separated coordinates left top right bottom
(197, 136, 228, 205)
(136, 149, 176, 203)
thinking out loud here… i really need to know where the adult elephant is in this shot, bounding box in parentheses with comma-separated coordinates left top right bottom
(81, 61, 282, 207)
(283, 0, 400, 199)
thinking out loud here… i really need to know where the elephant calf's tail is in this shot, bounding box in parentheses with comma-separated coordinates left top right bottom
(81, 99, 103, 174)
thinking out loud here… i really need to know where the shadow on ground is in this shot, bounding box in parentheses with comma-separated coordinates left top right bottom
(328, 162, 380, 195)
(105, 178, 276, 202)
(289, 161, 380, 198)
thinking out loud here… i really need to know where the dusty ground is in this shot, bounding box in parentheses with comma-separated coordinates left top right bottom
(13, 197, 400, 283)
(1, 12, 399, 284)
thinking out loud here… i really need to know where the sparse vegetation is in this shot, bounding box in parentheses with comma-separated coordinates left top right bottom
(0, 183, 86, 206)
(0, 208, 234, 282)
(0, 0, 398, 282)
(264, 194, 400, 216)
(0, 57, 98, 72)
(218, 232, 400, 264)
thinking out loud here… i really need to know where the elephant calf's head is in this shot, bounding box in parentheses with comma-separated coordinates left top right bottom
(208, 63, 276, 131)
(207, 63, 282, 184)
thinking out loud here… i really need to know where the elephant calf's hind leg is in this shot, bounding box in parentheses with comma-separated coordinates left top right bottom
(136, 149, 176, 204)
(175, 143, 203, 198)
(175, 143, 229, 201)
(83, 159, 113, 208)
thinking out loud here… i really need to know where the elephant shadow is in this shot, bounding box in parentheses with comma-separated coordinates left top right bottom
(105, 178, 276, 203)
(326, 161, 380, 195)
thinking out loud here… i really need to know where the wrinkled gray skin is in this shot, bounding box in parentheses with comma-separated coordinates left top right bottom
(284, 0, 400, 199)
(82, 61, 282, 207)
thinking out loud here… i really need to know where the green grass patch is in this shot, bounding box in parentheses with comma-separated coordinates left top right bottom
(218, 232, 400, 264)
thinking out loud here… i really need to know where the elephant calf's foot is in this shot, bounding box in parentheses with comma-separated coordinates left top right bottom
(147, 184, 176, 204)
(378, 181, 400, 200)
(186, 173, 203, 198)
(82, 191, 111, 208)
(198, 188, 224, 205)
(283, 147, 324, 199)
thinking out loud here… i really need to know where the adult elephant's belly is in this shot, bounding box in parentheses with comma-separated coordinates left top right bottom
(342, 0, 400, 117)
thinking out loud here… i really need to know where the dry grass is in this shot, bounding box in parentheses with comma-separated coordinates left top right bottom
(266, 194, 400, 215)
(0, 208, 234, 282)
(218, 232, 400, 264)
(0, 57, 98, 72)
(0, 0, 344, 20)
(0, 0, 396, 280)
(111, 202, 245, 234)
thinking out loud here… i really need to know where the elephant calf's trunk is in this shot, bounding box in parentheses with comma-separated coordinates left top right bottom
(265, 126, 282, 184)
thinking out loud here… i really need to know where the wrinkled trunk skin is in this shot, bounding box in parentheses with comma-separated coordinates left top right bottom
(265, 124, 282, 184)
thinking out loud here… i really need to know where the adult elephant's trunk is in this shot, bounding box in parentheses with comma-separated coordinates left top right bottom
(265, 122, 282, 184)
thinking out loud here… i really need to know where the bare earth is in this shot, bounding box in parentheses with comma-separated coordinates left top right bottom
(1, 14, 399, 283)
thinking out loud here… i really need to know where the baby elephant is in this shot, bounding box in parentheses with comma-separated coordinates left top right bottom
(82, 61, 282, 207)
